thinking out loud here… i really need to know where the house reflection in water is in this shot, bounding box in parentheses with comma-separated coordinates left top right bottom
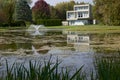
(67, 34, 90, 52)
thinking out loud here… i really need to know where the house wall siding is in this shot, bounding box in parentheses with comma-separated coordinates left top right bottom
(66, 4, 92, 26)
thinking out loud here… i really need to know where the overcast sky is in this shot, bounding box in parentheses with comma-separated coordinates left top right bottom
(31, 0, 93, 7)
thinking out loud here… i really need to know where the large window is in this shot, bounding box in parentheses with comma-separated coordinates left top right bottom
(78, 12, 83, 18)
(78, 12, 88, 18)
(68, 12, 75, 19)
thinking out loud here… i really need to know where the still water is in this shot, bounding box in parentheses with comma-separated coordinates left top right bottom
(0, 27, 120, 77)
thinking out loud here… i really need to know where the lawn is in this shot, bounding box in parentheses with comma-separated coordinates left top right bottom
(47, 25, 120, 33)
(0, 25, 120, 33)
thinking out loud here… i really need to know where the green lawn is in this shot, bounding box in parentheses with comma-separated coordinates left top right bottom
(47, 25, 120, 33)
(0, 25, 120, 33)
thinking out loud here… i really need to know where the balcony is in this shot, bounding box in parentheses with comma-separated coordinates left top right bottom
(74, 6, 89, 11)
(67, 11, 77, 20)
(67, 11, 89, 20)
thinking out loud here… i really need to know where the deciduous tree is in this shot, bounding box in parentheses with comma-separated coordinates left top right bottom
(0, 0, 15, 25)
(50, 6, 59, 19)
(32, 0, 50, 20)
(93, 0, 120, 25)
(55, 0, 75, 20)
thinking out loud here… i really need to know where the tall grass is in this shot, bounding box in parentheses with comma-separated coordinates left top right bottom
(1, 53, 120, 80)
(95, 55, 120, 80)
(1, 58, 85, 80)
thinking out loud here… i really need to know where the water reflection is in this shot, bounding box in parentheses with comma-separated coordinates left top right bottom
(0, 29, 96, 78)
(67, 33, 91, 52)
(27, 25, 47, 36)
(1, 28, 120, 78)
(32, 45, 40, 55)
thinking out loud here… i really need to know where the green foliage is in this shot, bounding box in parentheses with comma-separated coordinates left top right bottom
(15, 0, 32, 23)
(55, 1, 76, 20)
(32, 0, 76, 21)
(0, 0, 32, 27)
(0, 21, 26, 27)
(0, 23, 9, 27)
(49, 6, 59, 19)
(36, 19, 62, 26)
(1, 58, 85, 80)
(26, 0, 32, 4)
(93, 0, 120, 25)
(0, 0, 15, 25)
(96, 57, 120, 80)
(10, 21, 26, 27)
(0, 10, 6, 23)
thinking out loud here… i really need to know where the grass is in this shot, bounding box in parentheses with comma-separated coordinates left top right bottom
(0, 26, 27, 32)
(0, 57, 85, 80)
(51, 25, 120, 33)
(0, 53, 120, 80)
(0, 25, 120, 33)
(96, 52, 120, 80)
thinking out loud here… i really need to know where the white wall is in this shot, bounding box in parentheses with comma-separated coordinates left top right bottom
(69, 20, 88, 25)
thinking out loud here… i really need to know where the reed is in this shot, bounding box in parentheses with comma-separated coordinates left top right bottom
(96, 56, 120, 80)
(1, 52, 120, 80)
(1, 58, 85, 80)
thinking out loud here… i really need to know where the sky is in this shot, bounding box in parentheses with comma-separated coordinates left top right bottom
(31, 0, 93, 7)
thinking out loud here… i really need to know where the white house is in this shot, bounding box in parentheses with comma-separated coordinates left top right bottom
(66, 4, 93, 25)
(67, 34, 90, 52)
(67, 34, 90, 45)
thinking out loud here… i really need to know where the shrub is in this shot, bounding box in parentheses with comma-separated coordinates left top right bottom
(0, 23, 9, 27)
(36, 19, 62, 26)
(10, 21, 26, 27)
(0, 21, 26, 27)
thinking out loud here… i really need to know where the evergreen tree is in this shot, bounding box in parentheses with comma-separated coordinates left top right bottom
(32, 0, 50, 20)
(15, 0, 32, 22)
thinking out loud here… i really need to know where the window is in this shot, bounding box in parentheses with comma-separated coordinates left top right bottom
(75, 7, 77, 10)
(79, 37, 83, 40)
(78, 12, 83, 18)
(68, 13, 70, 18)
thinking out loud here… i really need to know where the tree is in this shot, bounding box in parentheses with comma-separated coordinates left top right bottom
(0, 0, 15, 25)
(26, 0, 32, 4)
(93, 0, 120, 25)
(0, 0, 6, 23)
(6, 0, 15, 25)
(49, 6, 59, 19)
(15, 0, 32, 23)
(55, 0, 75, 20)
(0, 10, 7, 23)
(32, 0, 50, 20)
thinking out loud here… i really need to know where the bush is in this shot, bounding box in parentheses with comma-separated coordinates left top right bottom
(0, 23, 9, 27)
(0, 21, 26, 27)
(10, 21, 26, 27)
(36, 19, 62, 26)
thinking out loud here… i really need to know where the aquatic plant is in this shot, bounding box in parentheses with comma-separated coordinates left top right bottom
(2, 58, 85, 80)
(1, 53, 120, 80)
(96, 57, 120, 80)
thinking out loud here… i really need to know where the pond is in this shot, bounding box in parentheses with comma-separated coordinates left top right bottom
(0, 26, 120, 79)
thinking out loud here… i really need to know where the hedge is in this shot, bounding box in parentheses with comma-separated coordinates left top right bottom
(0, 23, 9, 27)
(0, 21, 26, 27)
(36, 19, 62, 26)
